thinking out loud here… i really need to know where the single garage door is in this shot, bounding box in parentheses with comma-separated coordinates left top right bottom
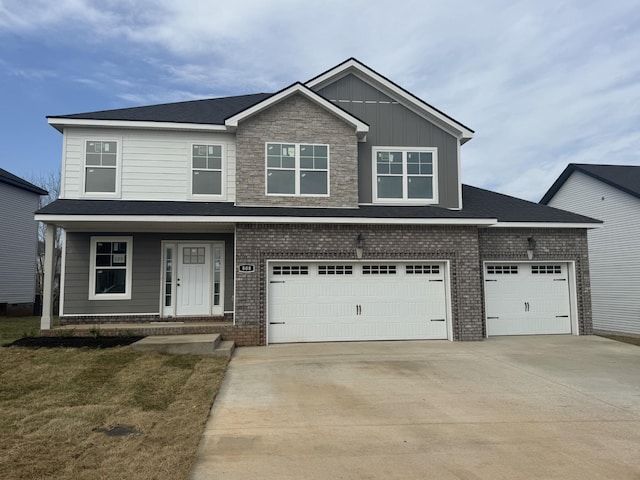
(268, 261, 449, 343)
(485, 263, 572, 336)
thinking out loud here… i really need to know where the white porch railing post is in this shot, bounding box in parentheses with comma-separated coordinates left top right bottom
(40, 224, 56, 330)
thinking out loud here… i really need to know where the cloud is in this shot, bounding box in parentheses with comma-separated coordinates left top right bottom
(2, 0, 640, 200)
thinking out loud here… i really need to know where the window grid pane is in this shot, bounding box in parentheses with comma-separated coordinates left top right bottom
(93, 239, 129, 296)
(192, 144, 223, 195)
(375, 149, 435, 201)
(267, 143, 329, 196)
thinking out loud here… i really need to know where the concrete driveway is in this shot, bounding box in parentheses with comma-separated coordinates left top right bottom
(189, 336, 640, 479)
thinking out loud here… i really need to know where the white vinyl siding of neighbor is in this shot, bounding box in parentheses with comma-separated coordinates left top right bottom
(0, 183, 40, 303)
(547, 170, 640, 335)
(61, 128, 236, 202)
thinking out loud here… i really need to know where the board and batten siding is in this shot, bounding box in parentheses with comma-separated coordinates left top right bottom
(547, 170, 640, 335)
(62, 232, 234, 315)
(0, 183, 40, 303)
(315, 73, 461, 208)
(61, 127, 236, 201)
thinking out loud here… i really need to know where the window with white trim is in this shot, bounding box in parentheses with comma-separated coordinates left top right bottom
(373, 147, 437, 202)
(192, 144, 223, 196)
(89, 237, 132, 300)
(266, 143, 329, 195)
(85, 141, 118, 194)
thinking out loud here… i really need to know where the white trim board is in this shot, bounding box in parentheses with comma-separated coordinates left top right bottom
(36, 214, 499, 226)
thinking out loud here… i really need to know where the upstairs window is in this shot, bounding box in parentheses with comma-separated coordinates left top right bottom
(373, 147, 437, 203)
(85, 141, 118, 194)
(192, 144, 223, 196)
(266, 143, 329, 196)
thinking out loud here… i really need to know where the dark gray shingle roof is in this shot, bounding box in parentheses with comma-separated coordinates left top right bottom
(540, 164, 640, 204)
(0, 168, 48, 195)
(48, 93, 273, 125)
(36, 185, 599, 224)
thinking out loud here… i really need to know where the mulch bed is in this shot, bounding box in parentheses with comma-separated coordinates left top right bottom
(3, 336, 144, 349)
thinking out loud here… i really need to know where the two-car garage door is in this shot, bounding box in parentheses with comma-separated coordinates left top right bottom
(267, 261, 449, 343)
(484, 263, 572, 336)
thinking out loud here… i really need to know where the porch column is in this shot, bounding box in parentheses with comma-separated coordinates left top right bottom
(40, 224, 56, 330)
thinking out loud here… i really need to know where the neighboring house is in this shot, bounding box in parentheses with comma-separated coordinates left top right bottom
(35, 58, 600, 345)
(541, 164, 640, 335)
(0, 168, 48, 316)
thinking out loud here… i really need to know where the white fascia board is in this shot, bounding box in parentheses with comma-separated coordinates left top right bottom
(47, 117, 227, 133)
(489, 222, 603, 229)
(35, 214, 497, 226)
(224, 83, 369, 137)
(305, 59, 474, 142)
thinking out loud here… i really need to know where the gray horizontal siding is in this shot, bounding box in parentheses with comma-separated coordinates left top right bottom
(0, 183, 40, 303)
(548, 171, 640, 335)
(63, 232, 234, 315)
(316, 74, 460, 208)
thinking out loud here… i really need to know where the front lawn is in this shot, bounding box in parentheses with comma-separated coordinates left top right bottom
(0, 317, 228, 480)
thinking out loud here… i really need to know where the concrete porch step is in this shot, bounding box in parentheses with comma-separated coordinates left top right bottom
(130, 333, 235, 358)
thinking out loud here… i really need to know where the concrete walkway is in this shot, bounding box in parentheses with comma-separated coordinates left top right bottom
(189, 336, 640, 479)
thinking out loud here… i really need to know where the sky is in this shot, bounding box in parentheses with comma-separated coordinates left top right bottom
(1, 0, 639, 201)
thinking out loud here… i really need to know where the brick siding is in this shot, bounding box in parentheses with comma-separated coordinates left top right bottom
(235, 223, 484, 345)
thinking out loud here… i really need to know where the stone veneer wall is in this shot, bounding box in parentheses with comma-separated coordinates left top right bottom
(478, 228, 593, 335)
(234, 223, 484, 345)
(235, 93, 359, 208)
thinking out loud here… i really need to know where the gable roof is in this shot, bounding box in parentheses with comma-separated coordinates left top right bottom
(540, 164, 640, 204)
(0, 168, 48, 195)
(46, 58, 471, 141)
(225, 83, 369, 139)
(305, 57, 475, 143)
(36, 184, 599, 227)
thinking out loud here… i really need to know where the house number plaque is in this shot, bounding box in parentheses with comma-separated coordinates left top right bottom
(238, 264, 255, 273)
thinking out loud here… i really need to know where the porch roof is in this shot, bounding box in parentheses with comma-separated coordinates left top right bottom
(36, 185, 600, 227)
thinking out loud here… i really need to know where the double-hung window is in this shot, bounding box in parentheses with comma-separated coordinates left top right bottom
(85, 140, 118, 194)
(373, 147, 437, 202)
(192, 144, 223, 196)
(266, 143, 329, 195)
(89, 237, 132, 300)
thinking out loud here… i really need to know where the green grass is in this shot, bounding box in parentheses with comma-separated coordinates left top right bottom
(0, 317, 229, 480)
(0, 316, 41, 344)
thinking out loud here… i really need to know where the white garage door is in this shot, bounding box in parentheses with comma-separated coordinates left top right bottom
(485, 263, 572, 336)
(268, 262, 449, 343)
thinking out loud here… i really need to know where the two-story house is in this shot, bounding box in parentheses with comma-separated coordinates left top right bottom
(36, 58, 600, 345)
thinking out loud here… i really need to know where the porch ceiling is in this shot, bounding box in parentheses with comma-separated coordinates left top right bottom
(51, 220, 236, 233)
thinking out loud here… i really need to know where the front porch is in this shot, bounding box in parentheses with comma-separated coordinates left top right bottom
(40, 321, 233, 338)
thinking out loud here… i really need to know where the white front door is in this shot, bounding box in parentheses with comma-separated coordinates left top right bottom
(485, 263, 572, 336)
(268, 262, 449, 343)
(176, 244, 211, 316)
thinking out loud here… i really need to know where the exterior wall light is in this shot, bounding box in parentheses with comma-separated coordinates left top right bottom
(527, 236, 537, 260)
(355, 233, 364, 259)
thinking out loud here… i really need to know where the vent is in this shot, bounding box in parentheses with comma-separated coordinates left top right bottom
(406, 264, 440, 275)
(362, 265, 397, 275)
(272, 265, 309, 276)
(487, 265, 518, 275)
(531, 265, 562, 274)
(318, 265, 353, 275)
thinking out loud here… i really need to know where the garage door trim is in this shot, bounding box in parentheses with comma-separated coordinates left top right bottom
(266, 259, 453, 344)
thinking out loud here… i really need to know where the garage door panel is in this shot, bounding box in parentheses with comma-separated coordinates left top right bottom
(485, 263, 571, 336)
(268, 262, 448, 343)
